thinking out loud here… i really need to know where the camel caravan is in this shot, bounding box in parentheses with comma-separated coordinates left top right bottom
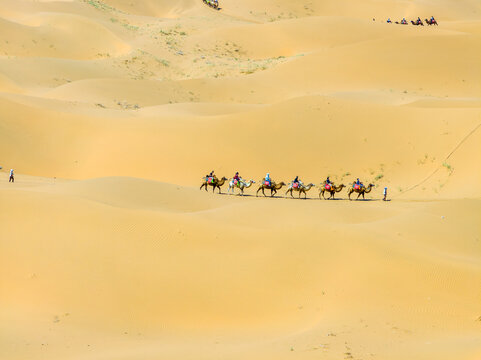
(201, 172, 381, 201)
(387, 16, 438, 26)
(203, 0, 219, 10)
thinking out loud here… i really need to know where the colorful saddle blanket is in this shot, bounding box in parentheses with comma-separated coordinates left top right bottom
(293, 183, 299, 189)
(207, 177, 214, 184)
(325, 184, 331, 190)
(264, 180, 271, 186)
(354, 184, 361, 190)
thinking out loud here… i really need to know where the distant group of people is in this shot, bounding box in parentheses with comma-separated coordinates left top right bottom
(207, 171, 376, 191)
(203, 0, 219, 9)
(205, 171, 388, 200)
(386, 16, 437, 25)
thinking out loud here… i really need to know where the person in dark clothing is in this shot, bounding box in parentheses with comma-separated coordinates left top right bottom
(206, 170, 215, 182)
(292, 176, 302, 188)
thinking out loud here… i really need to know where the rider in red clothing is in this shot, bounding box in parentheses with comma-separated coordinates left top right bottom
(233, 172, 241, 183)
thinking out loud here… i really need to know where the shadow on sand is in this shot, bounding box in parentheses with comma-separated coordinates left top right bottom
(216, 192, 381, 201)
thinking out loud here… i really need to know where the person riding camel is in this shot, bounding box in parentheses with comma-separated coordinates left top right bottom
(265, 173, 271, 186)
(401, 17, 407, 24)
(354, 178, 364, 189)
(324, 176, 332, 189)
(292, 176, 300, 188)
(417, 17, 422, 24)
(387, 18, 392, 23)
(233, 172, 241, 185)
(206, 170, 215, 183)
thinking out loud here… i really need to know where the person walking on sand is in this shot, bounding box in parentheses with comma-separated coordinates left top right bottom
(383, 187, 388, 201)
(9, 169, 14, 183)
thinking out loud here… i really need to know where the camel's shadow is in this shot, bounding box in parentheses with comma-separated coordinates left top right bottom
(349, 198, 379, 202)
(218, 192, 381, 201)
(222, 193, 255, 197)
(284, 196, 318, 201)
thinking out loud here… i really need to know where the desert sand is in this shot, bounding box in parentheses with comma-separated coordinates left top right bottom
(0, 0, 480, 359)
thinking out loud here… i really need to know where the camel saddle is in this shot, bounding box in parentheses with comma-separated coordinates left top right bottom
(354, 184, 361, 190)
(207, 177, 214, 184)
(293, 182, 299, 188)
(234, 179, 239, 185)
(264, 180, 270, 186)
(325, 184, 331, 190)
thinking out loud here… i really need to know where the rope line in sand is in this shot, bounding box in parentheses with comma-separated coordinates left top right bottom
(392, 121, 481, 198)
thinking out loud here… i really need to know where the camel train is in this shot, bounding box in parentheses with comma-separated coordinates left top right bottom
(390, 16, 438, 26)
(203, 0, 219, 9)
(201, 174, 377, 200)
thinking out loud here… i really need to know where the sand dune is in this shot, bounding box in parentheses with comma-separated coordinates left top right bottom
(0, 177, 480, 360)
(0, 14, 130, 59)
(0, 0, 480, 359)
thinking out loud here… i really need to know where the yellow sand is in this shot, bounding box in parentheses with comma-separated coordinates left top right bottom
(0, 1, 480, 359)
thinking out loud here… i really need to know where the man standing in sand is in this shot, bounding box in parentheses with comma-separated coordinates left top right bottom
(383, 187, 388, 201)
(9, 169, 14, 183)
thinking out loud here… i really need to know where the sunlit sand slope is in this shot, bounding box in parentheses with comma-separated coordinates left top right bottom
(0, 177, 480, 360)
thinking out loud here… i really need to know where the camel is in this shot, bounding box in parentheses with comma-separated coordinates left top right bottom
(256, 179, 286, 197)
(395, 21, 408, 25)
(285, 183, 316, 199)
(411, 20, 424, 26)
(319, 183, 345, 200)
(227, 179, 256, 196)
(347, 183, 375, 200)
(200, 176, 228, 193)
(425, 18, 438, 26)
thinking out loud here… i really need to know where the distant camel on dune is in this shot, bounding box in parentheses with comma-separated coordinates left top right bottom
(320, 183, 345, 200)
(411, 20, 424, 26)
(203, 0, 219, 9)
(425, 18, 438, 25)
(200, 176, 228, 193)
(285, 183, 316, 199)
(256, 180, 286, 197)
(348, 183, 375, 200)
(227, 179, 256, 196)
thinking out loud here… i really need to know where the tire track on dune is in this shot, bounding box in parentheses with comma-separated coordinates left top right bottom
(394, 121, 481, 198)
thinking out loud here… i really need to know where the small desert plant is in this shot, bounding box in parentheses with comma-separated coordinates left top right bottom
(442, 162, 453, 175)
